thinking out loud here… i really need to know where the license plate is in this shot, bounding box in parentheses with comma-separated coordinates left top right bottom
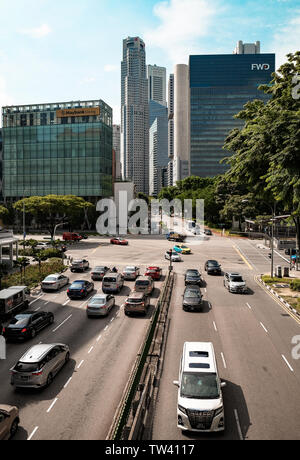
(197, 423, 205, 429)
(21, 375, 29, 380)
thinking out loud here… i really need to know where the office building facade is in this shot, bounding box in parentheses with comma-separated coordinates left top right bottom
(2, 100, 113, 201)
(149, 101, 168, 196)
(168, 73, 174, 186)
(113, 124, 121, 181)
(121, 36, 149, 194)
(147, 64, 167, 107)
(189, 50, 275, 177)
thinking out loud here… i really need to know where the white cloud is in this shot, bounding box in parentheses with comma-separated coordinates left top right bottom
(80, 76, 97, 84)
(104, 64, 119, 72)
(20, 23, 52, 39)
(144, 0, 220, 65)
(268, 11, 300, 68)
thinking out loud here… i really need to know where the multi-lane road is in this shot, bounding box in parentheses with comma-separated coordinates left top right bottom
(0, 233, 299, 440)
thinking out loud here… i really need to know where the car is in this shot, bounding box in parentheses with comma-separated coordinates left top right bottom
(3, 311, 54, 341)
(204, 229, 212, 236)
(124, 292, 150, 316)
(70, 259, 89, 272)
(184, 269, 202, 286)
(67, 280, 94, 299)
(90, 266, 110, 281)
(204, 260, 222, 275)
(86, 294, 115, 317)
(10, 343, 70, 389)
(165, 251, 182, 262)
(102, 272, 124, 294)
(173, 244, 191, 254)
(134, 276, 154, 296)
(145, 266, 162, 280)
(0, 405, 20, 440)
(166, 232, 185, 242)
(182, 286, 203, 312)
(63, 232, 83, 241)
(78, 233, 88, 239)
(42, 274, 69, 291)
(35, 242, 53, 251)
(110, 237, 128, 245)
(285, 248, 297, 256)
(122, 266, 140, 280)
(224, 272, 248, 293)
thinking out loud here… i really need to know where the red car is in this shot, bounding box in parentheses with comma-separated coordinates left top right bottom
(145, 266, 162, 280)
(110, 237, 129, 246)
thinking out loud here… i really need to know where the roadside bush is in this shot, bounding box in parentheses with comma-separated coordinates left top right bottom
(2, 258, 65, 289)
(290, 279, 300, 292)
(40, 248, 63, 259)
(261, 276, 291, 285)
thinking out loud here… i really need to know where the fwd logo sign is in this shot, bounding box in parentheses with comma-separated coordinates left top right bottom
(251, 63, 270, 71)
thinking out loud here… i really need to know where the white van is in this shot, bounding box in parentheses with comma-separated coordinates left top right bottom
(173, 342, 226, 433)
(102, 272, 124, 294)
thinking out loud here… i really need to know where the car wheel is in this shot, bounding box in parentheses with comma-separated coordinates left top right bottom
(10, 418, 19, 438)
(49, 315, 54, 324)
(46, 373, 53, 387)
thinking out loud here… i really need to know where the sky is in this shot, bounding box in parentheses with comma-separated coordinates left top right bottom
(0, 0, 299, 125)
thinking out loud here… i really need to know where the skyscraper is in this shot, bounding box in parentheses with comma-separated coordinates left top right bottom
(121, 37, 149, 194)
(113, 124, 121, 181)
(147, 65, 167, 107)
(168, 73, 174, 186)
(149, 100, 168, 196)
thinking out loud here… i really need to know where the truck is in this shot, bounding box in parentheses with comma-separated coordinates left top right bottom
(63, 232, 83, 242)
(0, 286, 29, 319)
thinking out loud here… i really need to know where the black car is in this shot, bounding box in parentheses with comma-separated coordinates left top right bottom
(3, 311, 54, 341)
(204, 260, 222, 275)
(184, 269, 202, 286)
(182, 286, 203, 312)
(67, 280, 94, 299)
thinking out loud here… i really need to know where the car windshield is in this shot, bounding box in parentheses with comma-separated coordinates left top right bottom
(230, 276, 244, 282)
(208, 261, 219, 266)
(44, 276, 57, 282)
(181, 372, 220, 399)
(185, 290, 201, 298)
(95, 267, 106, 271)
(90, 297, 106, 305)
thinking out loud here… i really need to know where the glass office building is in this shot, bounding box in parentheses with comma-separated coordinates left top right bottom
(2, 100, 113, 201)
(189, 53, 275, 177)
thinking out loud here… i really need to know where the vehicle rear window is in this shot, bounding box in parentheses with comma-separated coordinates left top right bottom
(14, 362, 41, 373)
(189, 363, 210, 369)
(44, 276, 57, 282)
(71, 281, 85, 287)
(135, 280, 150, 286)
(127, 298, 143, 303)
(9, 316, 30, 327)
(90, 297, 106, 305)
(104, 277, 117, 283)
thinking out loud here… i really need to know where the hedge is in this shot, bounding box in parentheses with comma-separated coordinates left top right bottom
(290, 279, 300, 292)
(2, 258, 66, 290)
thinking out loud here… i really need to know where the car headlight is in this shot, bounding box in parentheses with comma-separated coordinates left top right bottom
(214, 406, 224, 417)
(178, 405, 187, 415)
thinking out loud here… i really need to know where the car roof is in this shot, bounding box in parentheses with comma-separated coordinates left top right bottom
(183, 342, 216, 373)
(19, 344, 60, 363)
(228, 272, 242, 276)
(136, 275, 151, 281)
(0, 286, 27, 299)
(128, 291, 145, 299)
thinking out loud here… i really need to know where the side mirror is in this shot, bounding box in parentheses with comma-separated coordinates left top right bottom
(173, 380, 179, 387)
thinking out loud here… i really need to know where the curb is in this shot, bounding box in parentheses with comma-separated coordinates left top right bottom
(258, 276, 300, 318)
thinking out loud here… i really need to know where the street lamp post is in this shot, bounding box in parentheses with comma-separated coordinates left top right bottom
(52, 222, 67, 244)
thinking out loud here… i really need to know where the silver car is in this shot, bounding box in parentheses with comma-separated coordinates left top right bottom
(165, 251, 182, 262)
(86, 294, 115, 317)
(122, 266, 140, 280)
(10, 343, 70, 389)
(41, 274, 69, 291)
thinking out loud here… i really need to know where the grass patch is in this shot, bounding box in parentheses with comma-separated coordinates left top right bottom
(261, 276, 292, 285)
(281, 296, 300, 313)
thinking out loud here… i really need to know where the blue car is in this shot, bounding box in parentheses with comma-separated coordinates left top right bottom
(67, 280, 94, 299)
(173, 244, 191, 254)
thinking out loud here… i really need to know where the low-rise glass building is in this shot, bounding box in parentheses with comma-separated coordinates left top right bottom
(2, 100, 113, 201)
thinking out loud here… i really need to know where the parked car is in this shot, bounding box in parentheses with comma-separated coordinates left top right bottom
(90, 266, 110, 281)
(63, 232, 83, 241)
(184, 269, 202, 286)
(145, 266, 162, 280)
(0, 405, 20, 440)
(166, 232, 185, 242)
(0, 286, 29, 319)
(70, 259, 89, 273)
(67, 280, 94, 299)
(78, 233, 88, 239)
(3, 311, 54, 341)
(204, 229, 212, 236)
(204, 260, 222, 275)
(124, 292, 150, 316)
(110, 237, 129, 246)
(122, 266, 140, 280)
(35, 242, 53, 251)
(173, 244, 191, 254)
(165, 251, 182, 262)
(10, 343, 70, 389)
(102, 272, 124, 294)
(285, 248, 297, 256)
(86, 294, 115, 317)
(134, 276, 154, 296)
(42, 274, 69, 291)
(182, 286, 203, 312)
(224, 272, 248, 293)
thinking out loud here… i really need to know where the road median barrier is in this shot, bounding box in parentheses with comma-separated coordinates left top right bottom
(107, 271, 174, 440)
(257, 275, 300, 319)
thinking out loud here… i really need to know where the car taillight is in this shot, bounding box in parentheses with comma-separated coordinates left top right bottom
(2, 327, 5, 333)
(67, 289, 70, 293)
(21, 328, 27, 333)
(80, 289, 85, 293)
(32, 370, 43, 376)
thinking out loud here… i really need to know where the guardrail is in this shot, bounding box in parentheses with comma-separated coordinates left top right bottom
(107, 270, 174, 440)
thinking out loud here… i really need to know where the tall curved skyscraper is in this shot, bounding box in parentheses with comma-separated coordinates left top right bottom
(121, 37, 149, 194)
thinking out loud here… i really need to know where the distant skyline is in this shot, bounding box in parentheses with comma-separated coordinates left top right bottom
(0, 0, 299, 125)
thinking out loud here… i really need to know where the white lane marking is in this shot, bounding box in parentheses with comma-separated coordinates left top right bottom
(260, 322, 268, 333)
(221, 352, 227, 369)
(34, 307, 41, 312)
(29, 295, 44, 306)
(204, 288, 207, 293)
(88, 346, 94, 354)
(77, 360, 84, 369)
(64, 377, 72, 389)
(110, 317, 115, 323)
(234, 409, 243, 440)
(46, 398, 58, 413)
(104, 325, 109, 331)
(96, 334, 102, 342)
(80, 295, 93, 309)
(28, 426, 39, 440)
(213, 321, 218, 332)
(246, 303, 252, 310)
(52, 314, 72, 332)
(282, 355, 294, 372)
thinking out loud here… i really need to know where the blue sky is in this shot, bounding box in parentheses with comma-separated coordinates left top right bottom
(0, 0, 299, 125)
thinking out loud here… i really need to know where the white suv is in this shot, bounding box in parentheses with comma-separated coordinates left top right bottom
(224, 272, 248, 293)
